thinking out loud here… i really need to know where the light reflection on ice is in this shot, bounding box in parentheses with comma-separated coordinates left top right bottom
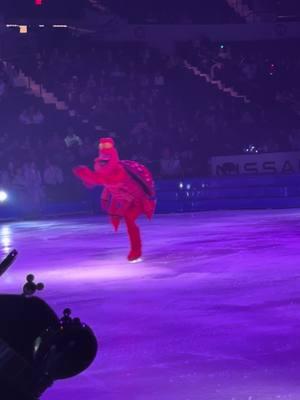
(1, 225, 12, 253)
(40, 263, 168, 283)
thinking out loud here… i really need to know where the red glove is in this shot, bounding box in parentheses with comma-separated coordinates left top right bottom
(73, 166, 100, 188)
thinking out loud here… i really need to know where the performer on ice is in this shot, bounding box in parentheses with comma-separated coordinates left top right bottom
(73, 138, 156, 262)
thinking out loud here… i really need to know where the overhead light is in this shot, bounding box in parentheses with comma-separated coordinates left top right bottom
(0, 191, 8, 202)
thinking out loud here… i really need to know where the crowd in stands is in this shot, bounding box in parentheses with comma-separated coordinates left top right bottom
(11, 36, 209, 179)
(247, 0, 300, 20)
(1, 32, 300, 210)
(100, 0, 242, 24)
(181, 37, 300, 153)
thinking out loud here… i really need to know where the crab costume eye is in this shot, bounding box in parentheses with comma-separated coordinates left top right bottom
(99, 143, 113, 150)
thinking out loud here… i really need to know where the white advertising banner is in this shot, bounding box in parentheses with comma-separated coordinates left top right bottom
(210, 152, 300, 176)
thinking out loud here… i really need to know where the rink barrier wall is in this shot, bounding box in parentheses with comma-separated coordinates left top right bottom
(2, 175, 300, 220)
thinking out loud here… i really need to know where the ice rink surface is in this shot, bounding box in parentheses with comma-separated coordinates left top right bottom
(1, 210, 300, 400)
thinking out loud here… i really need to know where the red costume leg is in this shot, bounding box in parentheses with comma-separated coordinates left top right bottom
(125, 218, 142, 262)
(125, 207, 142, 262)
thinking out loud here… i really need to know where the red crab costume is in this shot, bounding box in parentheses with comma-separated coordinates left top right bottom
(73, 138, 156, 261)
